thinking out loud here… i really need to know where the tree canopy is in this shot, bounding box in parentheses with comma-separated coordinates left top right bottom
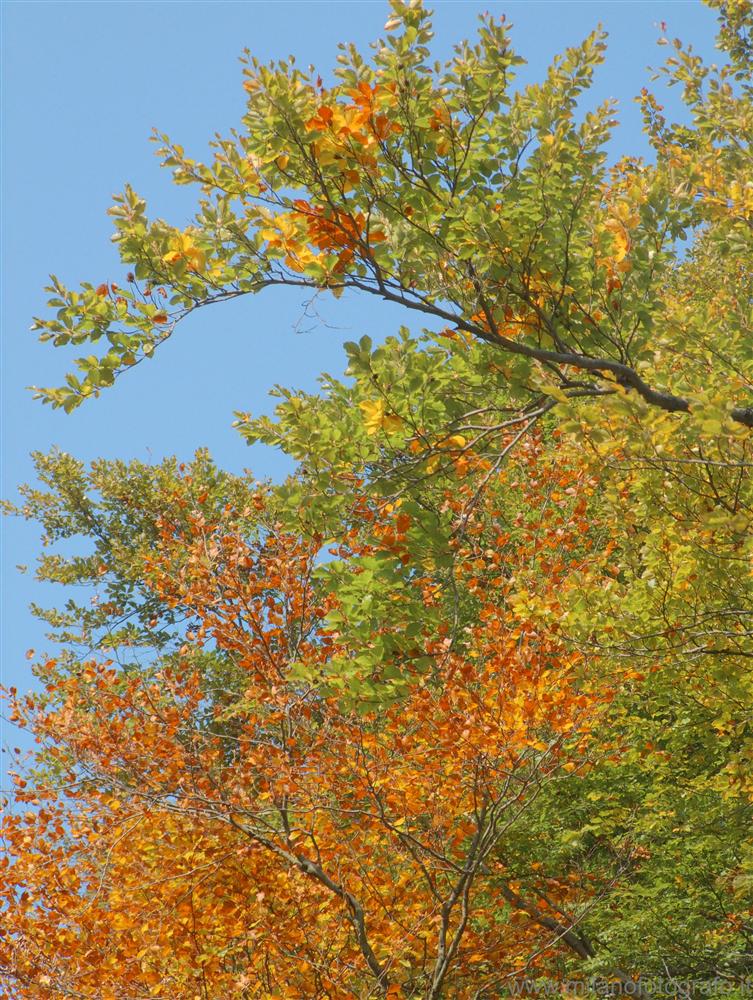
(3, 2, 753, 998)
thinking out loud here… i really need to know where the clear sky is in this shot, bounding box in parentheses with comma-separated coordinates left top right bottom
(1, 0, 719, 753)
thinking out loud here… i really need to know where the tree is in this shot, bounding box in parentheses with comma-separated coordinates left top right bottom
(2, 444, 606, 999)
(30, 1, 753, 435)
(4, 1, 753, 996)
(4, 349, 753, 995)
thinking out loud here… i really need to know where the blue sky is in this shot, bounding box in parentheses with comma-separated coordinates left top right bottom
(1, 0, 719, 752)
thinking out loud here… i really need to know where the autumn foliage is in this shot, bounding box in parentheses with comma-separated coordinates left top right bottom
(2, 448, 608, 998)
(4, 0, 753, 997)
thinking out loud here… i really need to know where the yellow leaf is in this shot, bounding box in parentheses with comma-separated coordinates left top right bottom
(162, 231, 206, 272)
(185, 247, 206, 273)
(439, 434, 467, 449)
(604, 218, 630, 262)
(359, 399, 403, 435)
(383, 412, 404, 433)
(360, 399, 385, 435)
